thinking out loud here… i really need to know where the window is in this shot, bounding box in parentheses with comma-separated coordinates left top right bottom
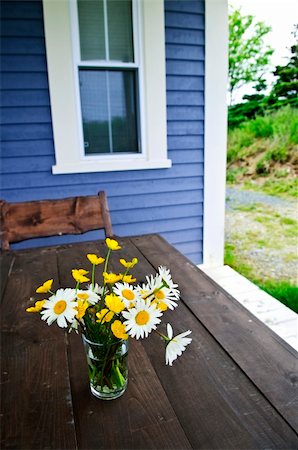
(43, 0, 171, 173)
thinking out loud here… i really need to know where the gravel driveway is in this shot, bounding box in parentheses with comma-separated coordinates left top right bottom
(225, 186, 298, 284)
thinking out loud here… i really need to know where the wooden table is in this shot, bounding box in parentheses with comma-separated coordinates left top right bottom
(1, 234, 298, 449)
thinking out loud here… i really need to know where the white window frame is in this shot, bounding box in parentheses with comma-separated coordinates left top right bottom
(42, 0, 171, 174)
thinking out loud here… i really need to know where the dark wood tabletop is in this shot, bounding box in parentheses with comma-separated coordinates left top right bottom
(1, 234, 298, 449)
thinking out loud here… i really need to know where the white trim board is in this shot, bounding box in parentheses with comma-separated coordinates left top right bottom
(203, 0, 229, 266)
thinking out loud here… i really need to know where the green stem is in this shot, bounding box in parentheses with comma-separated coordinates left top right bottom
(91, 264, 96, 290)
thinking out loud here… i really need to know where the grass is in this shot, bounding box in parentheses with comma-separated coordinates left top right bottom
(224, 243, 298, 313)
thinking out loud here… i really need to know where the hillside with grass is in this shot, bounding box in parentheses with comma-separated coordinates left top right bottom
(227, 105, 298, 198)
(225, 105, 298, 313)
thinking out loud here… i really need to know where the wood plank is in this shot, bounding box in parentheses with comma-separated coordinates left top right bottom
(0, 252, 14, 299)
(1, 246, 77, 449)
(55, 242, 192, 449)
(0, 247, 60, 339)
(131, 234, 298, 433)
(1, 332, 77, 449)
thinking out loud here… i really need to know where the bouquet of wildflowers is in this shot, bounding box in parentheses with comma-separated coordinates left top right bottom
(26, 238, 192, 399)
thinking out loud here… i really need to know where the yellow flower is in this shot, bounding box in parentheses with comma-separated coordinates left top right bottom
(111, 320, 128, 340)
(103, 272, 122, 284)
(106, 238, 121, 251)
(75, 299, 89, 319)
(26, 299, 46, 313)
(120, 258, 138, 269)
(72, 269, 90, 283)
(96, 308, 114, 323)
(36, 279, 53, 293)
(105, 294, 125, 313)
(121, 274, 136, 283)
(87, 254, 105, 265)
(151, 299, 168, 312)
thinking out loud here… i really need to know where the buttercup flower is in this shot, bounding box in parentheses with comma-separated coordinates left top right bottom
(96, 308, 114, 323)
(72, 269, 90, 283)
(111, 320, 128, 340)
(103, 272, 122, 284)
(122, 299, 162, 339)
(105, 294, 125, 314)
(120, 258, 138, 269)
(121, 274, 136, 283)
(165, 323, 192, 366)
(40, 288, 77, 328)
(36, 279, 53, 293)
(75, 299, 89, 320)
(87, 254, 105, 265)
(26, 299, 46, 312)
(106, 238, 121, 250)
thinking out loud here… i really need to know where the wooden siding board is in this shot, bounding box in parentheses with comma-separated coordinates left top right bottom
(166, 75, 204, 91)
(0, 140, 54, 157)
(166, 44, 204, 61)
(1, 106, 51, 124)
(0, 1, 43, 19)
(1, 55, 47, 72)
(166, 60, 204, 76)
(0, 90, 50, 107)
(165, 11, 204, 30)
(0, 0, 205, 265)
(0, 37, 46, 55)
(0, 19, 45, 37)
(1, 73, 48, 89)
(166, 29, 204, 45)
(166, 1, 204, 14)
(0, 164, 204, 187)
(167, 135, 204, 150)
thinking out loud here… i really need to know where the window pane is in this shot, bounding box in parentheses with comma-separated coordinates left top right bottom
(79, 69, 139, 155)
(77, 0, 105, 60)
(79, 70, 110, 154)
(107, 0, 134, 62)
(109, 71, 139, 153)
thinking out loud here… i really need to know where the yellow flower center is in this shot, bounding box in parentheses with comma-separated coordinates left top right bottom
(135, 310, 150, 325)
(54, 300, 67, 315)
(155, 290, 165, 300)
(122, 289, 135, 301)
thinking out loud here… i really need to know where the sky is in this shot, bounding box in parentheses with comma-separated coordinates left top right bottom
(229, 0, 298, 103)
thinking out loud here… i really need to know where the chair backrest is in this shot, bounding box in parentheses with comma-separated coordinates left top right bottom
(0, 191, 113, 250)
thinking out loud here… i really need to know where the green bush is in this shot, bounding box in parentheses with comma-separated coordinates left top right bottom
(250, 115, 274, 138)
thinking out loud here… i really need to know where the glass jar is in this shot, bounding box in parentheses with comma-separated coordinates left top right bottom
(82, 335, 129, 400)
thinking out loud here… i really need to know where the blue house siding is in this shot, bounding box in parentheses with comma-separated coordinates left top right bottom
(0, 0, 205, 264)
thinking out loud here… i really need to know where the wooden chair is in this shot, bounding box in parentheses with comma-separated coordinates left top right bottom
(0, 191, 113, 251)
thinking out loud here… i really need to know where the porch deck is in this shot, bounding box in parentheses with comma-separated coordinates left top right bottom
(199, 265, 298, 351)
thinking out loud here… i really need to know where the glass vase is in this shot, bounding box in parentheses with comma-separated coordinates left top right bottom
(82, 335, 129, 400)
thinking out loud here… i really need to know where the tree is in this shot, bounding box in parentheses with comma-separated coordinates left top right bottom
(268, 24, 298, 108)
(229, 8, 274, 104)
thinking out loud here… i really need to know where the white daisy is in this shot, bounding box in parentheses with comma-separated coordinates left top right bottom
(122, 299, 162, 339)
(113, 282, 141, 308)
(87, 283, 105, 296)
(158, 266, 180, 297)
(145, 274, 179, 310)
(76, 289, 99, 305)
(165, 323, 192, 366)
(40, 288, 77, 328)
